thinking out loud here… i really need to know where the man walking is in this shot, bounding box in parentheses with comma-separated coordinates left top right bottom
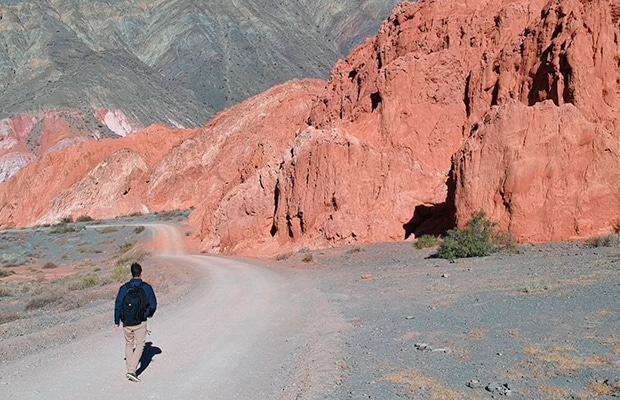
(114, 262, 157, 382)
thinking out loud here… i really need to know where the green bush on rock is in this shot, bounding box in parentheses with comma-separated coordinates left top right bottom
(437, 211, 514, 260)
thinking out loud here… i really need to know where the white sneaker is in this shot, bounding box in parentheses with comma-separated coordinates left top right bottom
(126, 372, 141, 382)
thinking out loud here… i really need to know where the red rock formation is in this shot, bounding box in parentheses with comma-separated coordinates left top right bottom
(451, 100, 620, 242)
(1, 0, 619, 256)
(0, 111, 104, 183)
(275, 0, 551, 248)
(452, 0, 620, 241)
(0, 124, 197, 227)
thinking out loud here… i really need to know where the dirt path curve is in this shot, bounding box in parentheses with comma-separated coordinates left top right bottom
(0, 224, 346, 400)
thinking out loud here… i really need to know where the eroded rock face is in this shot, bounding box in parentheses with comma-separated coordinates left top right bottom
(452, 0, 620, 241)
(0, 124, 197, 228)
(0, 112, 103, 183)
(451, 100, 620, 242)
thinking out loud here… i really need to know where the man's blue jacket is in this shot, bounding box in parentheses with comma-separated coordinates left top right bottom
(114, 278, 157, 325)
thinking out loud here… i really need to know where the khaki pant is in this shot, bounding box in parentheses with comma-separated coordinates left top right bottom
(123, 322, 147, 374)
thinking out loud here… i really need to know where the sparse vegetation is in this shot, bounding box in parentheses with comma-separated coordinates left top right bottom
(111, 261, 130, 281)
(414, 234, 441, 249)
(156, 209, 190, 221)
(98, 226, 118, 234)
(78, 247, 103, 254)
(0, 269, 14, 278)
(275, 252, 293, 261)
(0, 311, 20, 324)
(26, 291, 65, 311)
(0, 286, 13, 296)
(50, 222, 77, 234)
(70, 274, 97, 290)
(119, 243, 134, 253)
(584, 233, 620, 248)
(437, 211, 514, 260)
(346, 246, 363, 254)
(75, 215, 93, 222)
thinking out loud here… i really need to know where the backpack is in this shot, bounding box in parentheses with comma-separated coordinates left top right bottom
(121, 282, 149, 325)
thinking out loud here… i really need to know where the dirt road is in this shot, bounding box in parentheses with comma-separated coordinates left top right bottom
(0, 224, 346, 400)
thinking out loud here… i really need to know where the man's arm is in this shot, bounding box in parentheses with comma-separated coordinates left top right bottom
(145, 283, 157, 318)
(113, 285, 125, 328)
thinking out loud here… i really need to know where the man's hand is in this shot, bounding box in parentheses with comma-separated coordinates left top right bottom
(114, 324, 120, 332)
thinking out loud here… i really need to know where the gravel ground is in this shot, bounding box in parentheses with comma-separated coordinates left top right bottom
(1, 222, 619, 399)
(281, 241, 620, 399)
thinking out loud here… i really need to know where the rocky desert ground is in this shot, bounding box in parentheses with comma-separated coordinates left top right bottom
(0, 213, 619, 399)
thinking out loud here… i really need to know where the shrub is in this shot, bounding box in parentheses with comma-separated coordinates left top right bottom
(26, 291, 65, 311)
(75, 215, 93, 222)
(275, 252, 293, 261)
(0, 269, 14, 278)
(81, 274, 97, 288)
(0, 286, 13, 296)
(0, 311, 20, 324)
(119, 243, 133, 253)
(111, 262, 130, 281)
(43, 262, 58, 269)
(0, 253, 27, 267)
(50, 223, 76, 234)
(98, 226, 118, 234)
(437, 211, 512, 260)
(585, 234, 620, 248)
(414, 235, 441, 249)
(302, 253, 314, 263)
(133, 226, 146, 234)
(346, 246, 363, 254)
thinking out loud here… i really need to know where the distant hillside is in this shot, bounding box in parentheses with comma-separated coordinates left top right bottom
(0, 0, 400, 125)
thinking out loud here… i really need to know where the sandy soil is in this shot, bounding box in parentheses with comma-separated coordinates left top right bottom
(0, 223, 619, 399)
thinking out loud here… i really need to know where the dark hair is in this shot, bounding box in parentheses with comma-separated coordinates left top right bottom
(130, 263, 142, 278)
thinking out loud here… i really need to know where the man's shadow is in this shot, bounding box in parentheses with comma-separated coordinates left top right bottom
(137, 342, 162, 376)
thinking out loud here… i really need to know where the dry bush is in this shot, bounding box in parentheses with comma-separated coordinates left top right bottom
(26, 290, 66, 311)
(119, 243, 134, 254)
(78, 247, 103, 254)
(50, 222, 77, 234)
(98, 226, 118, 234)
(111, 261, 132, 281)
(414, 235, 440, 249)
(275, 252, 293, 261)
(585, 233, 620, 248)
(43, 262, 58, 269)
(0, 269, 14, 278)
(0, 286, 13, 297)
(68, 274, 98, 291)
(0, 311, 20, 324)
(346, 246, 363, 254)
(302, 253, 314, 263)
